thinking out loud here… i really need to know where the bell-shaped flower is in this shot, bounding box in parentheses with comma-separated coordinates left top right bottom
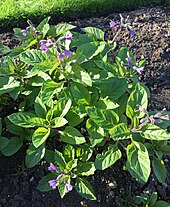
(48, 163, 60, 172)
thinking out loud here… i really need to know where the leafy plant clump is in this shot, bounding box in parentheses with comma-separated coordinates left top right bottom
(0, 16, 170, 200)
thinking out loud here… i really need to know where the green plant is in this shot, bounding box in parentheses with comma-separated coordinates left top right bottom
(0, 16, 170, 200)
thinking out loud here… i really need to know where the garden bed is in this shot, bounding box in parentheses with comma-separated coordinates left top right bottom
(0, 6, 170, 207)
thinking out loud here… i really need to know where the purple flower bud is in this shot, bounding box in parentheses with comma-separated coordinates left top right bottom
(133, 66, 144, 74)
(58, 53, 65, 61)
(40, 45, 51, 53)
(21, 27, 30, 36)
(64, 179, 73, 193)
(154, 118, 161, 123)
(130, 30, 135, 37)
(126, 57, 131, 63)
(65, 31, 73, 40)
(34, 30, 41, 36)
(64, 49, 72, 58)
(109, 20, 116, 28)
(48, 179, 58, 189)
(40, 40, 48, 45)
(48, 163, 60, 172)
(121, 63, 127, 67)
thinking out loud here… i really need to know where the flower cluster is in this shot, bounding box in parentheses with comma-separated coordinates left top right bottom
(39, 31, 73, 61)
(21, 20, 40, 36)
(121, 56, 144, 74)
(110, 14, 135, 37)
(48, 163, 73, 193)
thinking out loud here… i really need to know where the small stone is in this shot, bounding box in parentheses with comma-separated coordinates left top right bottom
(108, 181, 117, 189)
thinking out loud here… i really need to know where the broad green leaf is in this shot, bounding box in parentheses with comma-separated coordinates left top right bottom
(109, 123, 132, 140)
(37, 16, 50, 38)
(0, 77, 20, 95)
(152, 157, 166, 183)
(95, 144, 121, 170)
(154, 201, 170, 207)
(66, 109, 84, 126)
(99, 77, 128, 100)
(150, 192, 158, 206)
(58, 177, 67, 198)
(95, 98, 119, 110)
(63, 145, 75, 162)
(48, 23, 76, 37)
(65, 159, 78, 172)
(8, 112, 47, 128)
(87, 107, 119, 130)
(71, 82, 91, 104)
(25, 144, 45, 168)
(76, 144, 93, 161)
(44, 149, 55, 163)
(76, 42, 105, 60)
(126, 141, 150, 183)
(77, 162, 96, 176)
(60, 126, 86, 145)
(37, 173, 56, 192)
(75, 177, 96, 200)
(82, 27, 104, 40)
(32, 127, 50, 148)
(20, 49, 47, 65)
(141, 124, 170, 140)
(86, 119, 105, 147)
(126, 83, 148, 120)
(34, 96, 47, 118)
(0, 43, 11, 55)
(53, 98, 72, 117)
(1, 137, 23, 156)
(95, 60, 118, 74)
(0, 137, 9, 150)
(159, 145, 170, 155)
(41, 80, 64, 104)
(54, 150, 66, 169)
(27, 72, 51, 86)
(68, 64, 92, 87)
(50, 117, 68, 128)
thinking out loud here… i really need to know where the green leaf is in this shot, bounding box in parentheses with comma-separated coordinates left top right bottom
(153, 201, 170, 207)
(20, 49, 47, 65)
(77, 162, 96, 176)
(126, 83, 148, 120)
(44, 149, 55, 163)
(37, 173, 56, 192)
(63, 145, 75, 162)
(76, 144, 93, 161)
(51, 117, 68, 128)
(68, 64, 92, 87)
(58, 177, 67, 198)
(53, 97, 72, 117)
(32, 127, 50, 148)
(82, 27, 104, 40)
(126, 141, 150, 183)
(54, 150, 66, 169)
(71, 82, 91, 104)
(41, 80, 64, 104)
(37, 16, 50, 38)
(152, 157, 166, 183)
(99, 77, 128, 100)
(8, 112, 47, 128)
(66, 110, 84, 126)
(65, 159, 78, 172)
(0, 77, 20, 95)
(48, 23, 76, 37)
(0, 137, 9, 150)
(76, 42, 105, 60)
(0, 118, 2, 136)
(94, 60, 118, 74)
(75, 177, 96, 200)
(141, 124, 170, 140)
(95, 98, 119, 110)
(0, 43, 11, 55)
(60, 126, 86, 145)
(1, 137, 23, 156)
(25, 143, 45, 168)
(34, 96, 47, 118)
(87, 107, 119, 130)
(86, 119, 105, 147)
(109, 123, 131, 140)
(94, 144, 121, 170)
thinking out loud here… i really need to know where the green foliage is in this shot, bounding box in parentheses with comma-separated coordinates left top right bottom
(0, 17, 170, 201)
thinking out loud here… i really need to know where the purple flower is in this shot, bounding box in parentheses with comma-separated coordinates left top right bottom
(109, 20, 116, 28)
(40, 40, 48, 45)
(48, 163, 60, 172)
(64, 179, 73, 193)
(130, 30, 135, 37)
(40, 45, 51, 53)
(133, 66, 144, 74)
(58, 53, 65, 61)
(34, 30, 41, 36)
(126, 57, 131, 63)
(64, 49, 72, 58)
(21, 27, 30, 36)
(48, 174, 63, 189)
(65, 31, 73, 41)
